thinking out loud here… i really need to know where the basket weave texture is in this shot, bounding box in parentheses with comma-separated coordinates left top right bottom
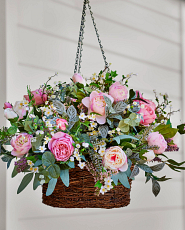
(42, 166, 133, 209)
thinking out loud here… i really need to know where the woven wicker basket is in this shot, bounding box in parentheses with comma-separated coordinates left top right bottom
(42, 166, 133, 209)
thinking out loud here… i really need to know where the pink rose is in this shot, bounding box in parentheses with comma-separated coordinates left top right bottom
(135, 91, 156, 110)
(11, 133, 32, 157)
(138, 101, 156, 126)
(13, 101, 27, 119)
(24, 89, 47, 105)
(48, 132, 74, 161)
(56, 118, 68, 131)
(72, 73, 85, 84)
(109, 82, 128, 102)
(147, 132, 167, 154)
(82, 91, 114, 124)
(103, 146, 128, 172)
(4, 102, 12, 109)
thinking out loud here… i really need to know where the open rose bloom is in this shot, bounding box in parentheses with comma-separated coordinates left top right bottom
(0, 67, 184, 199)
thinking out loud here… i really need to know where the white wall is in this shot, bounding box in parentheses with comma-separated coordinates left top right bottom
(0, 1, 7, 230)
(4, 0, 185, 230)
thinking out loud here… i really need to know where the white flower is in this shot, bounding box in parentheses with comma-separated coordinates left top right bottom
(90, 121, 97, 128)
(39, 146, 46, 153)
(70, 156, 74, 162)
(45, 101, 49, 105)
(104, 183, 113, 191)
(76, 144, 81, 149)
(33, 167, 39, 173)
(44, 136, 51, 143)
(42, 116, 46, 121)
(98, 147, 106, 156)
(82, 142, 89, 148)
(123, 110, 126, 114)
(133, 101, 137, 106)
(27, 160, 34, 167)
(116, 128, 121, 132)
(74, 152, 80, 158)
(45, 121, 52, 127)
(88, 114, 96, 121)
(74, 148, 79, 154)
(53, 86, 59, 91)
(45, 109, 53, 116)
(36, 130, 44, 135)
(141, 104, 145, 109)
(78, 162, 86, 169)
(79, 113, 87, 120)
(126, 105, 130, 109)
(104, 177, 113, 185)
(4, 108, 18, 120)
(93, 146, 98, 152)
(51, 132, 55, 136)
(23, 100, 29, 106)
(100, 186, 107, 195)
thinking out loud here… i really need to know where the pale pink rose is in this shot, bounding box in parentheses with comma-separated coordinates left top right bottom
(103, 146, 128, 172)
(48, 132, 74, 161)
(143, 150, 155, 162)
(56, 118, 68, 131)
(109, 82, 128, 102)
(138, 101, 156, 126)
(147, 132, 167, 154)
(24, 89, 47, 105)
(72, 73, 85, 84)
(13, 101, 27, 119)
(11, 133, 32, 157)
(82, 91, 114, 124)
(4, 108, 18, 120)
(135, 91, 156, 110)
(4, 102, 12, 109)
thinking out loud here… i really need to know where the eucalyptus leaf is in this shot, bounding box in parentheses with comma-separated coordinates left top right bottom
(67, 161, 75, 168)
(33, 173, 40, 190)
(48, 164, 60, 178)
(111, 173, 119, 185)
(42, 151, 55, 167)
(60, 169, 69, 187)
(118, 172, 130, 188)
(67, 105, 77, 121)
(12, 165, 19, 178)
(118, 120, 129, 133)
(34, 159, 42, 167)
(17, 173, 34, 194)
(113, 101, 127, 113)
(46, 178, 58, 196)
(113, 135, 139, 144)
(137, 164, 153, 173)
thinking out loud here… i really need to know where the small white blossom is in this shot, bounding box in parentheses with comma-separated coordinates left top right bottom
(51, 132, 55, 136)
(45, 121, 52, 127)
(27, 160, 34, 167)
(100, 186, 107, 195)
(98, 147, 106, 156)
(104, 183, 113, 191)
(40, 179, 45, 185)
(39, 175, 44, 179)
(133, 101, 137, 106)
(104, 177, 113, 185)
(36, 130, 44, 135)
(39, 146, 46, 153)
(88, 114, 96, 121)
(116, 128, 121, 132)
(79, 113, 87, 120)
(45, 109, 53, 116)
(44, 136, 51, 143)
(82, 142, 89, 148)
(78, 162, 86, 169)
(45, 101, 49, 105)
(76, 144, 81, 149)
(90, 121, 97, 128)
(70, 156, 74, 162)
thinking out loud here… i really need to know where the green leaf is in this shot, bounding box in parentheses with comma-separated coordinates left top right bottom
(12, 165, 19, 178)
(137, 164, 153, 173)
(8, 126, 17, 135)
(67, 161, 75, 168)
(152, 179, 160, 197)
(34, 160, 42, 167)
(60, 169, 69, 187)
(113, 101, 127, 113)
(48, 164, 60, 179)
(118, 120, 129, 133)
(113, 135, 138, 144)
(177, 124, 185, 134)
(118, 172, 130, 188)
(33, 173, 40, 190)
(130, 165, 140, 179)
(46, 178, 58, 196)
(17, 173, 34, 194)
(42, 151, 55, 167)
(111, 173, 119, 185)
(32, 134, 44, 151)
(154, 124, 178, 139)
(150, 163, 165, 172)
(24, 121, 33, 132)
(94, 180, 102, 188)
(167, 159, 185, 167)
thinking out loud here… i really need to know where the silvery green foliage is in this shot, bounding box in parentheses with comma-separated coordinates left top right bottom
(130, 165, 140, 179)
(103, 95, 115, 114)
(99, 125, 109, 138)
(113, 101, 127, 113)
(107, 118, 114, 129)
(128, 106, 140, 113)
(68, 116, 79, 130)
(108, 114, 123, 120)
(67, 105, 77, 121)
(53, 100, 66, 115)
(137, 164, 153, 173)
(152, 179, 160, 197)
(125, 148, 132, 157)
(89, 150, 103, 172)
(130, 153, 140, 161)
(150, 163, 165, 172)
(105, 106, 109, 117)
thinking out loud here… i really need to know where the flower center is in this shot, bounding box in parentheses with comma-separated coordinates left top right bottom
(15, 135, 28, 146)
(94, 96, 106, 108)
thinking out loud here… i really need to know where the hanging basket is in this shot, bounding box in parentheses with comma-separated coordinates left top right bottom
(42, 165, 133, 209)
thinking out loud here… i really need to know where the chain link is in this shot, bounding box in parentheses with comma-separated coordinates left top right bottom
(74, 0, 109, 74)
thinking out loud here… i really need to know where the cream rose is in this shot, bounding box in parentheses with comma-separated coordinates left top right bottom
(103, 146, 128, 172)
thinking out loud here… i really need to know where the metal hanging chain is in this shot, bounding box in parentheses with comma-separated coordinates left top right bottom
(74, 0, 109, 74)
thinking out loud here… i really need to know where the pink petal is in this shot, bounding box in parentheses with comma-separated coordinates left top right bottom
(82, 97, 90, 108)
(119, 163, 128, 172)
(90, 91, 99, 101)
(96, 114, 106, 124)
(52, 132, 66, 139)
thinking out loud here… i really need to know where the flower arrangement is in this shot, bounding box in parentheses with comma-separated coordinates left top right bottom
(1, 68, 185, 200)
